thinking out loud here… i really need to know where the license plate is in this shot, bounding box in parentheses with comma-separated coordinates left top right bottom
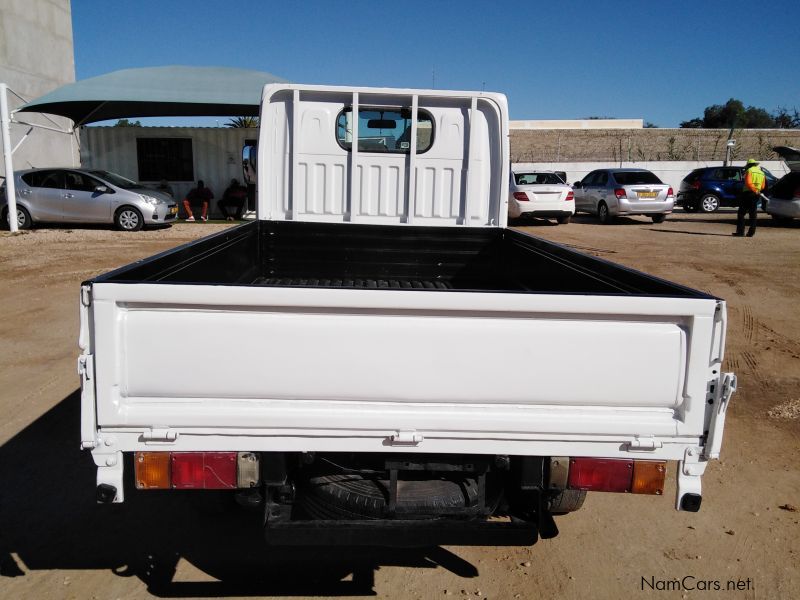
(170, 206, 178, 215)
(638, 191, 657, 198)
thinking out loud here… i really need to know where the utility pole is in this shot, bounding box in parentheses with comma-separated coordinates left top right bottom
(0, 83, 19, 233)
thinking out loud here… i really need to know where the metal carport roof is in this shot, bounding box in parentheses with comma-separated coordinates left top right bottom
(14, 65, 288, 125)
(2, 65, 288, 232)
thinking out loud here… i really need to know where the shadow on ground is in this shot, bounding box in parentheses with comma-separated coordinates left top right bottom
(0, 391, 478, 597)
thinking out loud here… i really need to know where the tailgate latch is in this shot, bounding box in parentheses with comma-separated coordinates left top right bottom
(390, 430, 423, 446)
(141, 428, 180, 444)
(704, 372, 736, 460)
(626, 435, 662, 452)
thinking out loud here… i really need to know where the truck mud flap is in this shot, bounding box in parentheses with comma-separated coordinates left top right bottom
(264, 519, 540, 547)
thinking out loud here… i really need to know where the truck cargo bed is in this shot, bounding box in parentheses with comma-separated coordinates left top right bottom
(92, 220, 710, 299)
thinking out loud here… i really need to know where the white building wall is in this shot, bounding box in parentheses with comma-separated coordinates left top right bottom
(0, 0, 78, 175)
(81, 126, 258, 216)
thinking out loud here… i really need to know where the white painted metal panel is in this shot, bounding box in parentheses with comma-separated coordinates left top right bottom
(88, 282, 721, 451)
(258, 84, 509, 226)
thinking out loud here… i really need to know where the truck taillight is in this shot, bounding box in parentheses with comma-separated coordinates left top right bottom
(667, 187, 674, 197)
(172, 452, 237, 489)
(565, 191, 574, 201)
(513, 192, 529, 201)
(567, 457, 666, 495)
(614, 188, 627, 199)
(135, 451, 253, 490)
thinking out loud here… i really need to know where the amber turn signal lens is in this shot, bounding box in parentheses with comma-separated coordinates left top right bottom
(135, 451, 171, 489)
(631, 460, 666, 495)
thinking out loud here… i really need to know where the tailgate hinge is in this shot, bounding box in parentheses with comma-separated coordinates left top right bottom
(78, 354, 98, 450)
(141, 428, 180, 444)
(626, 435, 662, 452)
(389, 430, 423, 446)
(704, 372, 736, 459)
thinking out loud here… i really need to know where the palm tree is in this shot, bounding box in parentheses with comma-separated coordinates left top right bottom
(225, 116, 259, 128)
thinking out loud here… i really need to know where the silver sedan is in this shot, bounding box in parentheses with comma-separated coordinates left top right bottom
(1, 168, 178, 231)
(573, 168, 674, 224)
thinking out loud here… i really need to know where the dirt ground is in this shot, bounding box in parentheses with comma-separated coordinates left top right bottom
(1, 211, 798, 600)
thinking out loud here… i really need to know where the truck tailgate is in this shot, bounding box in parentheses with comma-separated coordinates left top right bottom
(86, 282, 723, 457)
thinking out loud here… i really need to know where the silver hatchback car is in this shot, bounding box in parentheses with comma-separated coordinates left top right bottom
(1, 168, 178, 231)
(573, 168, 674, 224)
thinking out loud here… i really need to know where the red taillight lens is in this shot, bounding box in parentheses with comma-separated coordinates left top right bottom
(691, 180, 701, 190)
(614, 188, 627, 199)
(171, 452, 237, 489)
(794, 186, 800, 198)
(513, 192, 529, 201)
(565, 191, 574, 202)
(667, 187, 674, 197)
(568, 458, 633, 492)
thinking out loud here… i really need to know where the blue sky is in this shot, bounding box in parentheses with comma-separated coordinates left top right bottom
(72, 0, 799, 127)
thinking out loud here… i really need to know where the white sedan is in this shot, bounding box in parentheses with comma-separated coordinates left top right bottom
(508, 170, 575, 224)
(765, 171, 800, 223)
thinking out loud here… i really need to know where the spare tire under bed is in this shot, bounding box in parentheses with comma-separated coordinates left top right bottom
(298, 471, 488, 520)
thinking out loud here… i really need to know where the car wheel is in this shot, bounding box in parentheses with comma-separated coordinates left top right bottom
(3, 205, 32, 230)
(115, 206, 143, 231)
(699, 193, 720, 213)
(651, 214, 667, 223)
(548, 489, 586, 514)
(556, 214, 571, 225)
(597, 202, 612, 224)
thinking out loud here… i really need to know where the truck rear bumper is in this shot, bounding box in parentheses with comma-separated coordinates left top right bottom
(264, 518, 540, 547)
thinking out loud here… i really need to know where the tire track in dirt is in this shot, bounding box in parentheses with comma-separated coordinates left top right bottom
(757, 321, 800, 359)
(742, 305, 756, 342)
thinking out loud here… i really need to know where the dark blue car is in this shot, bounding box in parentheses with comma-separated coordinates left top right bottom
(676, 166, 777, 212)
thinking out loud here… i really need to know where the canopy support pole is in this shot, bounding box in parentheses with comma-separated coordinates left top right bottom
(1, 83, 19, 233)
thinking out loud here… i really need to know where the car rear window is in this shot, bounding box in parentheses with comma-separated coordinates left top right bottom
(683, 169, 703, 182)
(514, 172, 564, 185)
(613, 171, 662, 185)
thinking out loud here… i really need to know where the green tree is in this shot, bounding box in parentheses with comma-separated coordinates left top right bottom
(225, 116, 259, 128)
(113, 118, 142, 127)
(680, 98, 799, 129)
(772, 107, 800, 129)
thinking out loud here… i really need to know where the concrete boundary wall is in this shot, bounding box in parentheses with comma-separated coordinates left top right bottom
(512, 161, 791, 192)
(510, 129, 800, 163)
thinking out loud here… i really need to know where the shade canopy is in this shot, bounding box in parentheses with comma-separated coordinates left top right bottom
(15, 65, 288, 125)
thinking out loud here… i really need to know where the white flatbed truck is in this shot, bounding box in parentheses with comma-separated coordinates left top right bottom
(78, 84, 735, 546)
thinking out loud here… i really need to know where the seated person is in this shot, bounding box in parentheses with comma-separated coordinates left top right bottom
(183, 180, 213, 222)
(217, 178, 248, 221)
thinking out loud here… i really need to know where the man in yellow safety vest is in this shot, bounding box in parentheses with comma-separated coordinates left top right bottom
(733, 158, 767, 237)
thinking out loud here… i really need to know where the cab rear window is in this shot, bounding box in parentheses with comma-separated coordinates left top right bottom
(336, 107, 434, 154)
(613, 171, 662, 185)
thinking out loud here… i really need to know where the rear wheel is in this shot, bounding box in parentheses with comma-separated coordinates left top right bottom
(651, 214, 667, 223)
(556, 214, 571, 225)
(699, 193, 720, 213)
(548, 489, 586, 514)
(115, 206, 143, 231)
(597, 202, 612, 224)
(3, 205, 32, 230)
